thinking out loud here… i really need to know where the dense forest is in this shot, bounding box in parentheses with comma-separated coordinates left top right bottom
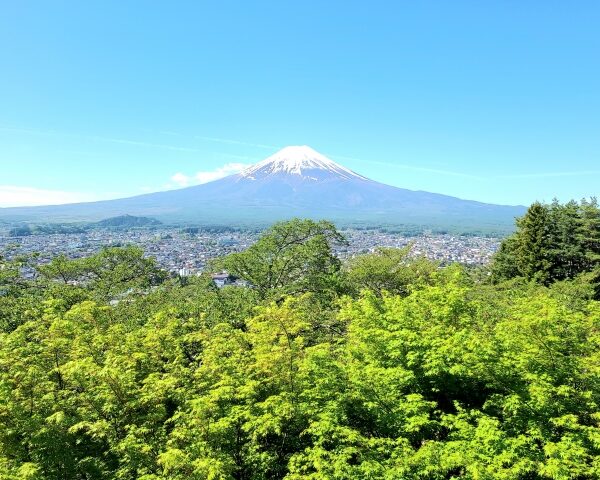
(0, 200, 599, 479)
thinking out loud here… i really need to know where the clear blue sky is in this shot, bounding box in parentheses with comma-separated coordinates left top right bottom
(1, 1, 599, 207)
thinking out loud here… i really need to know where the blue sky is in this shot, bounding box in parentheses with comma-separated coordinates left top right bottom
(1, 1, 599, 207)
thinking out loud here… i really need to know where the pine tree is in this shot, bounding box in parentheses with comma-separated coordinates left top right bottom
(578, 197, 600, 297)
(579, 197, 600, 268)
(547, 199, 585, 281)
(515, 202, 553, 283)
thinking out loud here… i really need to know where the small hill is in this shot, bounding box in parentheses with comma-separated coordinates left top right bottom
(95, 214, 162, 228)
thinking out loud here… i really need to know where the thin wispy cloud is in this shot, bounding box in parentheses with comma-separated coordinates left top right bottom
(404, 165, 484, 180)
(158, 130, 183, 137)
(194, 135, 279, 150)
(330, 154, 485, 180)
(330, 152, 600, 181)
(217, 152, 262, 162)
(89, 136, 203, 153)
(6, 124, 597, 186)
(0, 126, 205, 153)
(0, 125, 280, 156)
(497, 170, 600, 179)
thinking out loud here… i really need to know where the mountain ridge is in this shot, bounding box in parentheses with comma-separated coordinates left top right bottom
(0, 146, 525, 233)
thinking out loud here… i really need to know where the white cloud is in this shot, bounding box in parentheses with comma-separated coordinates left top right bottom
(0, 165, 253, 207)
(170, 172, 191, 187)
(194, 162, 249, 184)
(0, 185, 98, 207)
(168, 163, 249, 189)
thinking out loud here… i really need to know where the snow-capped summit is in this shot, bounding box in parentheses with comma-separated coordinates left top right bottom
(0, 144, 526, 233)
(240, 145, 367, 181)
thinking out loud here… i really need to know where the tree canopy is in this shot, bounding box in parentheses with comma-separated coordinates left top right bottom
(492, 198, 600, 295)
(214, 218, 347, 300)
(0, 215, 599, 479)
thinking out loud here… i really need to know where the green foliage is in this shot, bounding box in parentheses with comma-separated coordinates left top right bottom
(39, 246, 167, 301)
(0, 254, 43, 333)
(492, 198, 600, 295)
(95, 214, 162, 228)
(215, 218, 347, 300)
(1, 218, 599, 479)
(344, 246, 438, 297)
(516, 201, 553, 282)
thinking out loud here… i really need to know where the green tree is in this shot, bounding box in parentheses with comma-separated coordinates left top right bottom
(344, 246, 438, 297)
(0, 254, 43, 333)
(579, 197, 600, 267)
(547, 199, 586, 281)
(216, 219, 347, 300)
(493, 199, 600, 297)
(3, 219, 600, 479)
(39, 246, 167, 301)
(516, 201, 553, 283)
(579, 197, 600, 297)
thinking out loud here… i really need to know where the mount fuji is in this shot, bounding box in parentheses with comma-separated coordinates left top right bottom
(0, 146, 525, 233)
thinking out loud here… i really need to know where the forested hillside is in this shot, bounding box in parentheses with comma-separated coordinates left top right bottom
(0, 210, 599, 479)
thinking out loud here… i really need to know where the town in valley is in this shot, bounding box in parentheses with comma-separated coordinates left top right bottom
(0, 225, 500, 279)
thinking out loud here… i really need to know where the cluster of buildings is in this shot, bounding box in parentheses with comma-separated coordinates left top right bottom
(0, 227, 500, 277)
(336, 230, 500, 265)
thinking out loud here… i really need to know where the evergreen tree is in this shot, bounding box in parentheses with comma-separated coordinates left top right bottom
(579, 197, 600, 268)
(492, 198, 600, 296)
(579, 197, 600, 296)
(547, 199, 585, 281)
(515, 201, 553, 283)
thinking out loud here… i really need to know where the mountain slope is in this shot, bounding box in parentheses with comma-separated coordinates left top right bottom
(95, 214, 162, 228)
(0, 146, 525, 233)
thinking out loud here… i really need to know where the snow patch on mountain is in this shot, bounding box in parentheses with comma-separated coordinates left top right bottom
(240, 145, 368, 181)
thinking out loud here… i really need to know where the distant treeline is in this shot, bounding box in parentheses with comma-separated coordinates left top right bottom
(8, 224, 87, 237)
(6, 215, 162, 237)
(7, 220, 507, 239)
